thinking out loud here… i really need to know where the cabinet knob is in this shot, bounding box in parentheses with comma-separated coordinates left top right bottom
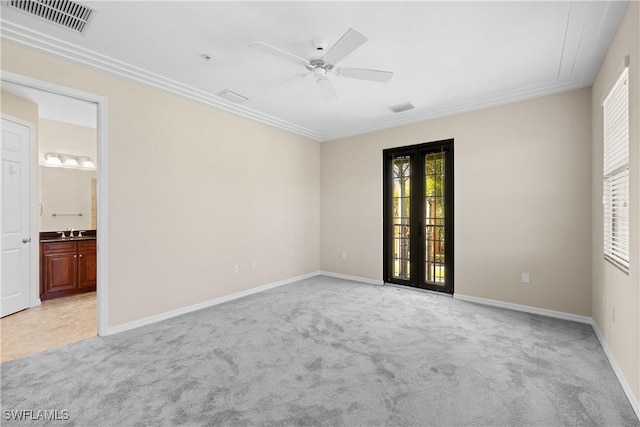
(74, 255, 77, 258)
(79, 254, 83, 258)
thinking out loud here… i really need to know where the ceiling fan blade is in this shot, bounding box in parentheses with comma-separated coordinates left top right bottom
(260, 73, 309, 89)
(249, 42, 310, 67)
(323, 28, 368, 65)
(317, 78, 337, 101)
(335, 67, 393, 83)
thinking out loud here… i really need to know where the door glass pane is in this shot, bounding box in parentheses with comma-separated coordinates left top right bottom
(425, 153, 445, 284)
(392, 156, 410, 280)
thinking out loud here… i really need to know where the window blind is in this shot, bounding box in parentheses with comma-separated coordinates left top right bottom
(603, 67, 629, 271)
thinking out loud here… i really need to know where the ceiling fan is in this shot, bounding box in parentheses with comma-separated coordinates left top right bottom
(249, 28, 393, 100)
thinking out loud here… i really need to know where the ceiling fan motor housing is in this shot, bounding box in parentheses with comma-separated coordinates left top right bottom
(307, 58, 335, 72)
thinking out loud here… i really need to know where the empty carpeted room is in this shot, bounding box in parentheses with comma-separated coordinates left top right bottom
(1, 1, 639, 426)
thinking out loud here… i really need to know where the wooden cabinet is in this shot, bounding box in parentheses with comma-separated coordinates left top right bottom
(40, 239, 96, 300)
(77, 241, 97, 290)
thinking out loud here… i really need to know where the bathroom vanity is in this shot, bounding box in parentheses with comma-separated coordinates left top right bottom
(39, 231, 97, 300)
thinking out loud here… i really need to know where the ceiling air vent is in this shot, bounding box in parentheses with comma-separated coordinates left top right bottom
(8, 0, 94, 33)
(388, 102, 415, 114)
(217, 89, 248, 104)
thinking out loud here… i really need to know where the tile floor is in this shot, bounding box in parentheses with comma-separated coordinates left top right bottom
(1, 292, 96, 363)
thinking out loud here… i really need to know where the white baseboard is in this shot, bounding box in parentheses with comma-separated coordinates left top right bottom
(591, 321, 640, 420)
(318, 271, 384, 286)
(453, 293, 592, 324)
(105, 271, 321, 336)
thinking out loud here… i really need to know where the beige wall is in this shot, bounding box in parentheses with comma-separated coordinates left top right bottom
(321, 88, 592, 316)
(591, 1, 640, 403)
(1, 42, 320, 326)
(1, 90, 38, 124)
(38, 118, 97, 161)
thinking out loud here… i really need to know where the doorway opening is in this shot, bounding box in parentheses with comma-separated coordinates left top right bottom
(383, 139, 454, 294)
(0, 73, 108, 362)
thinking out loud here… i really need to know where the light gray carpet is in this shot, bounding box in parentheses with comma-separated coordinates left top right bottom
(1, 276, 638, 426)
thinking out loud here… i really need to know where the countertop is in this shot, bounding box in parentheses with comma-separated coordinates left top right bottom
(40, 236, 97, 243)
(40, 230, 97, 243)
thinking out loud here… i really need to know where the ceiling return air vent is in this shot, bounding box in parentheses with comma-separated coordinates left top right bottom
(8, 0, 94, 33)
(388, 102, 415, 113)
(217, 89, 248, 104)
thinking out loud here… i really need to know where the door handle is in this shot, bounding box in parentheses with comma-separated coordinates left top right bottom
(22, 238, 31, 244)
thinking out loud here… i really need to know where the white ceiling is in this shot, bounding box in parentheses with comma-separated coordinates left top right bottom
(0, 1, 629, 142)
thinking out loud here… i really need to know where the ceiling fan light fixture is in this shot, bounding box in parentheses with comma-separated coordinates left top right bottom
(389, 102, 415, 113)
(313, 68, 327, 78)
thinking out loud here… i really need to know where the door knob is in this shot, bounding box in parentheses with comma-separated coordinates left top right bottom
(22, 238, 31, 243)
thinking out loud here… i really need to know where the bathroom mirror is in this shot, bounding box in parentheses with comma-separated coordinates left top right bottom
(39, 166, 96, 232)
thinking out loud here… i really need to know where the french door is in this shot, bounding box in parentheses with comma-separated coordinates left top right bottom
(383, 139, 454, 294)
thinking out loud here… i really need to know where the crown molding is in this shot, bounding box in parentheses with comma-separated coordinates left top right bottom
(0, 0, 626, 143)
(0, 20, 323, 141)
(320, 80, 587, 142)
(320, 0, 626, 142)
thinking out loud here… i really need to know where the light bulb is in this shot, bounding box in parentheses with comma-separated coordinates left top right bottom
(81, 158, 96, 169)
(44, 154, 62, 166)
(64, 157, 79, 167)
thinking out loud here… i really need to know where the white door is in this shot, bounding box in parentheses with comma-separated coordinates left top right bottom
(1, 118, 32, 317)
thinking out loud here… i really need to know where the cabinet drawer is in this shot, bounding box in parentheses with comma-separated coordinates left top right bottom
(42, 241, 76, 254)
(78, 240, 96, 252)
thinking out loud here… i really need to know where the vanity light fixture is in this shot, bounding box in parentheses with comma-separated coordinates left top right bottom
(80, 157, 96, 169)
(43, 153, 96, 170)
(43, 153, 62, 166)
(64, 157, 79, 167)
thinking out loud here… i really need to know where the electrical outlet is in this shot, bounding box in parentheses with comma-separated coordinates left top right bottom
(341, 251, 347, 260)
(521, 272, 530, 284)
(251, 261, 256, 271)
(233, 265, 239, 274)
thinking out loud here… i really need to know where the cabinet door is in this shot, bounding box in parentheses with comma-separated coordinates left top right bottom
(77, 241, 97, 290)
(42, 251, 77, 298)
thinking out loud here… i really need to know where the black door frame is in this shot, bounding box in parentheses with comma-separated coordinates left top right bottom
(383, 139, 454, 294)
